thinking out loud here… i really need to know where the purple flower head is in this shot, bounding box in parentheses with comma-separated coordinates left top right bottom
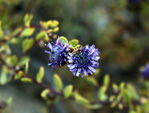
(142, 65, 149, 80)
(45, 37, 71, 69)
(67, 45, 100, 77)
(128, 0, 140, 4)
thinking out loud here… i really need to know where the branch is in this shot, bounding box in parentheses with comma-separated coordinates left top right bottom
(24, 73, 63, 96)
(0, 53, 141, 112)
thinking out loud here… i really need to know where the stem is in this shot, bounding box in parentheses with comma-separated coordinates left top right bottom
(0, 55, 141, 108)
(90, 100, 111, 105)
(0, 52, 141, 113)
(24, 73, 63, 96)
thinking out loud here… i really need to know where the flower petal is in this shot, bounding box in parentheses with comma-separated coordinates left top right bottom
(88, 66, 96, 73)
(76, 69, 81, 77)
(45, 50, 50, 54)
(47, 43, 53, 49)
(70, 64, 77, 69)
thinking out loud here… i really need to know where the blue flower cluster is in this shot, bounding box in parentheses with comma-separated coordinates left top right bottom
(128, 0, 140, 3)
(45, 37, 71, 69)
(45, 37, 100, 77)
(142, 65, 149, 80)
(67, 45, 100, 77)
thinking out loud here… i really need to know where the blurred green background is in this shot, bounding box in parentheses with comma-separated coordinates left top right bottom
(0, 0, 149, 113)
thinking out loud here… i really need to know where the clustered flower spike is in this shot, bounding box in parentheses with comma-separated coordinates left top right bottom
(67, 45, 100, 77)
(142, 65, 149, 80)
(45, 37, 70, 69)
(128, 0, 140, 3)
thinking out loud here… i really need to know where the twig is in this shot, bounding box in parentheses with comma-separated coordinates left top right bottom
(0, 54, 141, 110)
(24, 73, 63, 96)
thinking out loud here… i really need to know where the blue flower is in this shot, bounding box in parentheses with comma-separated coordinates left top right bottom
(142, 65, 149, 80)
(67, 45, 100, 77)
(45, 37, 70, 69)
(128, 0, 140, 3)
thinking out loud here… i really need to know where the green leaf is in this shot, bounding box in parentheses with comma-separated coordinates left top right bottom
(36, 31, 49, 42)
(85, 76, 98, 86)
(36, 66, 44, 83)
(6, 55, 18, 66)
(21, 78, 32, 83)
(2, 45, 11, 54)
(53, 74, 63, 90)
(0, 21, 4, 39)
(59, 36, 68, 44)
(98, 86, 108, 101)
(11, 27, 22, 36)
(24, 14, 33, 27)
(21, 28, 35, 37)
(10, 38, 20, 44)
(36, 31, 45, 40)
(118, 103, 123, 110)
(111, 93, 122, 108)
(0, 67, 8, 85)
(53, 27, 59, 32)
(112, 83, 119, 90)
(74, 44, 82, 49)
(75, 91, 90, 105)
(70, 46, 75, 50)
(14, 71, 23, 80)
(64, 85, 73, 98)
(103, 74, 110, 86)
(121, 89, 131, 104)
(17, 56, 30, 66)
(111, 101, 118, 108)
(68, 39, 79, 47)
(126, 83, 139, 100)
(22, 38, 34, 52)
(25, 62, 29, 73)
(6, 97, 13, 105)
(85, 104, 102, 109)
(41, 89, 50, 99)
(119, 82, 125, 90)
(109, 95, 116, 102)
(142, 101, 149, 113)
(44, 32, 49, 42)
(48, 20, 59, 27)
(136, 105, 141, 113)
(0, 45, 5, 53)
